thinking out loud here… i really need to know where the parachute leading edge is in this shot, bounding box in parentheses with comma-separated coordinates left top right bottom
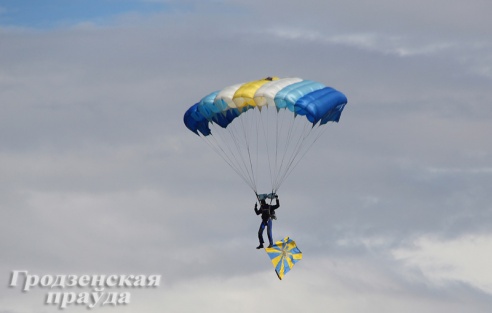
(184, 77, 347, 136)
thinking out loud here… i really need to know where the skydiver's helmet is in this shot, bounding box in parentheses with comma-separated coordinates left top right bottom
(260, 199, 266, 205)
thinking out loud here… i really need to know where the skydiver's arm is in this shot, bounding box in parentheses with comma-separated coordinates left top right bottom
(254, 203, 261, 215)
(272, 198, 280, 210)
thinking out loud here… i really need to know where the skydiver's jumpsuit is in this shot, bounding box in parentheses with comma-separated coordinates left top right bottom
(255, 198, 280, 247)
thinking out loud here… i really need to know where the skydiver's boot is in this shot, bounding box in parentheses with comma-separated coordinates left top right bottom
(256, 244, 264, 249)
(267, 243, 273, 248)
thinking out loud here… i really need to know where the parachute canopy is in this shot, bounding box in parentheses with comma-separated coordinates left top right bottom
(265, 237, 302, 280)
(184, 77, 347, 137)
(184, 77, 347, 194)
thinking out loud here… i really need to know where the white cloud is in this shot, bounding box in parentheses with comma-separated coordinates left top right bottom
(265, 27, 456, 57)
(393, 234, 492, 294)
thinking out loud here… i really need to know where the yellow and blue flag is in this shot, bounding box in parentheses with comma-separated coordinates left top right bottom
(265, 237, 302, 280)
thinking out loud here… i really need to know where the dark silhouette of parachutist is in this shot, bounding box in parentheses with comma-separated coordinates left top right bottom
(254, 195, 280, 249)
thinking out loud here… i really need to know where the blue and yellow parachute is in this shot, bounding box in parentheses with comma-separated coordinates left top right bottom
(184, 77, 347, 194)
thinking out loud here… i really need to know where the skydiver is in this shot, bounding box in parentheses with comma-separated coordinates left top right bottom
(254, 195, 280, 249)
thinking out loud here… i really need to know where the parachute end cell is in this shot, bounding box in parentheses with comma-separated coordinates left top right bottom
(183, 103, 213, 136)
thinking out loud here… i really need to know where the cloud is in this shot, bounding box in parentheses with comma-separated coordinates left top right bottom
(1, 1, 492, 312)
(393, 234, 492, 295)
(265, 27, 457, 57)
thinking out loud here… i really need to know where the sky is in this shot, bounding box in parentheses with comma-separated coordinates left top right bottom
(1, 0, 492, 312)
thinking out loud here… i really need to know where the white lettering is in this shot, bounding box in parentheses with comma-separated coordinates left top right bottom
(23, 274, 40, 291)
(39, 275, 54, 287)
(76, 292, 89, 305)
(52, 275, 67, 288)
(89, 287, 105, 309)
(118, 275, 134, 287)
(9, 270, 28, 287)
(60, 292, 76, 309)
(78, 275, 90, 287)
(147, 275, 161, 287)
(118, 292, 131, 304)
(102, 292, 118, 306)
(90, 275, 106, 287)
(105, 275, 118, 287)
(46, 292, 62, 304)
(66, 275, 78, 287)
(134, 275, 146, 287)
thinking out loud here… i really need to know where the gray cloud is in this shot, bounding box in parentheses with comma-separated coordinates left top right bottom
(1, 1, 492, 312)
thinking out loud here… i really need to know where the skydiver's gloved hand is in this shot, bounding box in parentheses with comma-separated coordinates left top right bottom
(254, 203, 258, 209)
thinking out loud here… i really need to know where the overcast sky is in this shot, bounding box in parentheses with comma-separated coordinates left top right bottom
(1, 1, 492, 312)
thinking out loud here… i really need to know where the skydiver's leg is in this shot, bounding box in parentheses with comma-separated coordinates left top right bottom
(258, 222, 266, 244)
(266, 219, 273, 247)
(256, 222, 266, 249)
